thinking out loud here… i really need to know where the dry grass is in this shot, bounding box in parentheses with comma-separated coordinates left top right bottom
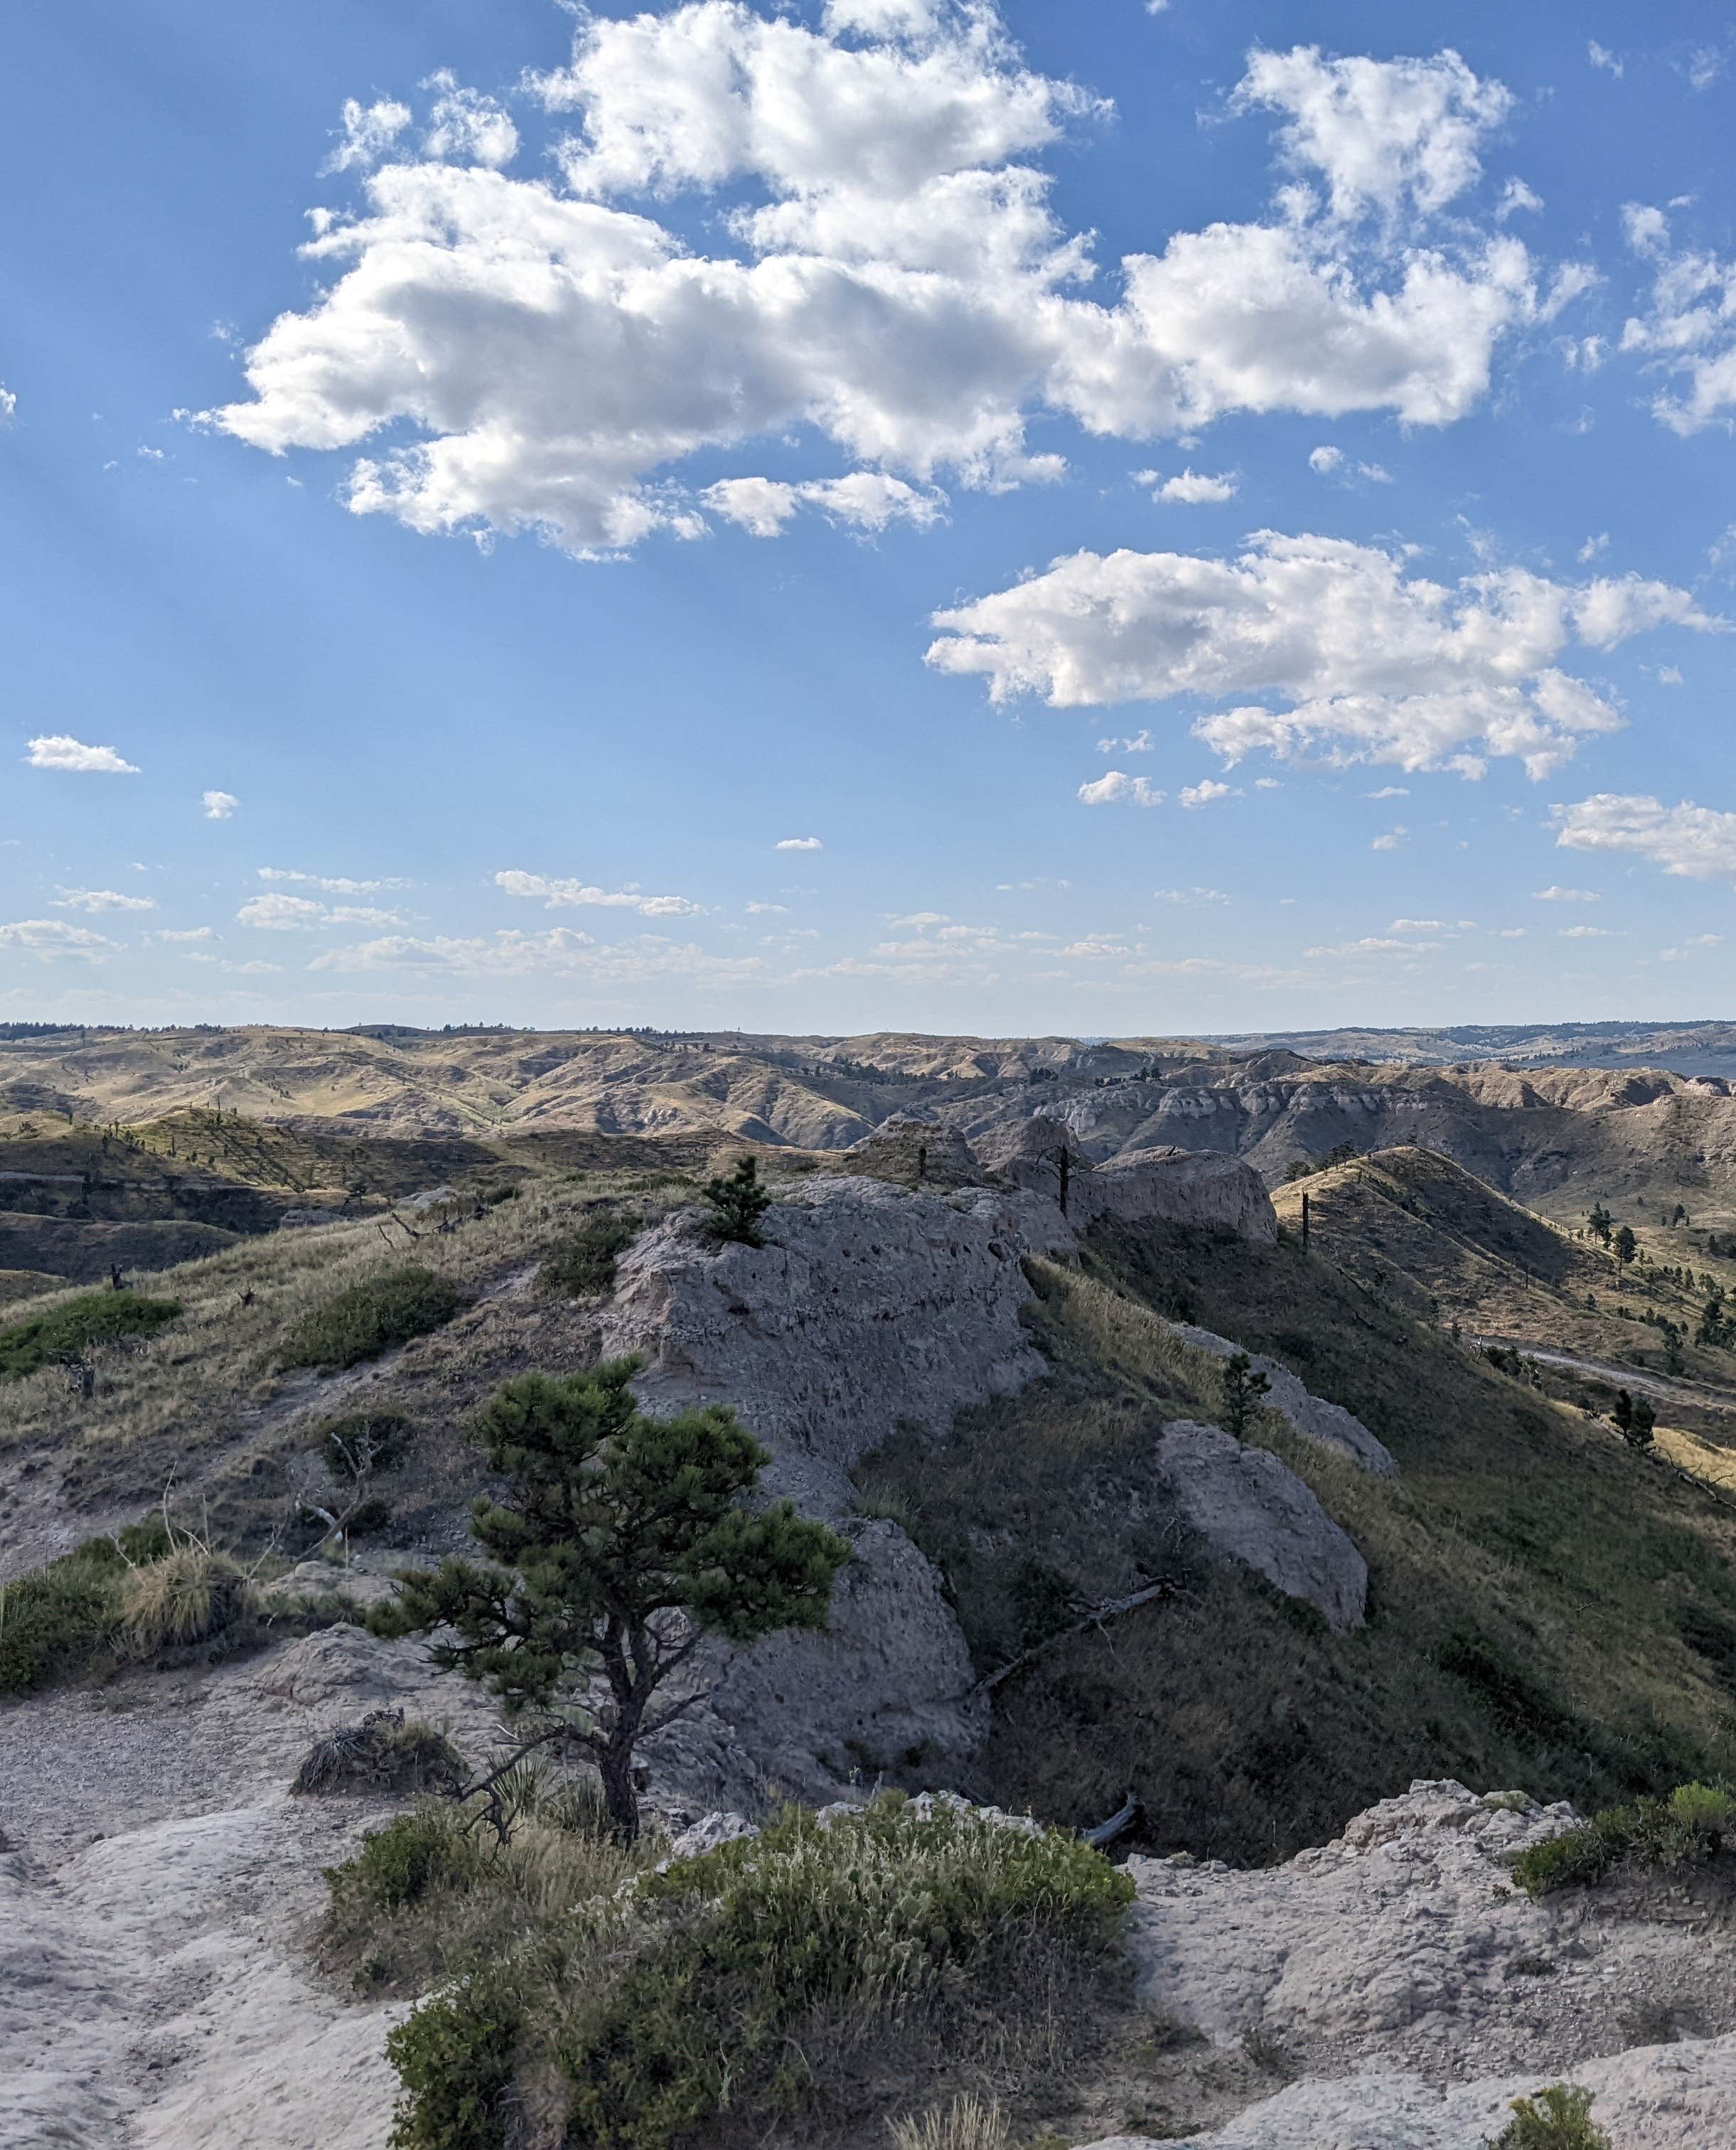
(0, 1172, 687, 1499)
(889, 2095, 1011, 2150)
(118, 1540, 250, 1652)
(1655, 1425, 1736, 1497)
(859, 1220, 1736, 1863)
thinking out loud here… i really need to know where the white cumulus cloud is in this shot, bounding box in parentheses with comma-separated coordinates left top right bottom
(703, 474, 946, 537)
(0, 919, 118, 961)
(1620, 204, 1736, 434)
(326, 97, 413, 173)
(237, 894, 328, 930)
(926, 532, 1720, 779)
(1078, 770, 1164, 807)
(494, 868, 700, 918)
(1551, 793, 1736, 884)
(257, 866, 411, 893)
(203, 790, 238, 820)
(1533, 884, 1600, 902)
(776, 836, 824, 850)
(1179, 779, 1232, 808)
(26, 734, 140, 774)
(1150, 469, 1238, 505)
(208, 14, 1563, 556)
(53, 888, 156, 914)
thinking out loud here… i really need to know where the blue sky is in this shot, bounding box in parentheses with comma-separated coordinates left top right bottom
(4, 0, 1736, 1036)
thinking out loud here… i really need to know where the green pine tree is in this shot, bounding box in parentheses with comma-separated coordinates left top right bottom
(1221, 1351, 1272, 1438)
(372, 1359, 848, 1840)
(701, 1155, 774, 1246)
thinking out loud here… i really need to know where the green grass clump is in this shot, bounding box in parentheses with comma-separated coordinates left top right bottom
(0, 1290, 181, 1381)
(1490, 2085, 1611, 2148)
(279, 1266, 462, 1370)
(0, 1548, 122, 1695)
(1511, 1782, 1736, 1897)
(119, 1542, 250, 1653)
(0, 1517, 173, 1695)
(535, 1211, 640, 1298)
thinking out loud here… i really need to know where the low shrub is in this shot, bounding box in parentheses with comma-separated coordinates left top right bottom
(318, 1409, 414, 1477)
(0, 1518, 206, 1694)
(337, 1807, 484, 1912)
(553, 1795, 1134, 2149)
(1511, 1782, 1736, 1897)
(293, 1711, 468, 1798)
(1489, 2084, 1611, 2148)
(364, 1795, 1131, 2150)
(535, 1212, 640, 1299)
(0, 1549, 122, 1695)
(279, 1266, 462, 1370)
(0, 1290, 181, 1381)
(386, 1971, 521, 2150)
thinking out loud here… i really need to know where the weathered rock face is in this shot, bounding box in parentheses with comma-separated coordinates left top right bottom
(1154, 1420, 1368, 1630)
(601, 1177, 1066, 1800)
(984, 1119, 1277, 1246)
(1173, 1324, 1398, 1475)
(1087, 1777, 1736, 2150)
(651, 1519, 987, 1803)
(602, 1175, 1068, 1492)
(841, 1111, 982, 1189)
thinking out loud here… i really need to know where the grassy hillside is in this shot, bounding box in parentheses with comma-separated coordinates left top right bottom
(1272, 1146, 1736, 1440)
(859, 1219, 1736, 1863)
(0, 1166, 690, 1581)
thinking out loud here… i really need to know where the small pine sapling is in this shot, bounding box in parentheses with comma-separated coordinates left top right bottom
(1221, 1352, 1271, 1439)
(701, 1155, 774, 1246)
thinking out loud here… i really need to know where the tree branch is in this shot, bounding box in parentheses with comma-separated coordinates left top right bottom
(968, 1580, 1177, 1699)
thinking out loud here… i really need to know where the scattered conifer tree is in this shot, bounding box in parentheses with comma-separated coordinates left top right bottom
(371, 1359, 848, 1841)
(1221, 1352, 1271, 1438)
(700, 1155, 773, 1246)
(1614, 1225, 1638, 1266)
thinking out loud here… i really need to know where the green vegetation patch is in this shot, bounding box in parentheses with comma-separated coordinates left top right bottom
(333, 1791, 1134, 2150)
(535, 1210, 640, 1299)
(1491, 2085, 1611, 2148)
(557, 1797, 1133, 2149)
(279, 1265, 463, 1370)
(1511, 1782, 1736, 1897)
(0, 1289, 181, 1381)
(318, 1408, 415, 1477)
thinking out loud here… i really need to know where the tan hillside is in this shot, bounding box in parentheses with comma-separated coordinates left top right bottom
(1272, 1145, 1736, 1443)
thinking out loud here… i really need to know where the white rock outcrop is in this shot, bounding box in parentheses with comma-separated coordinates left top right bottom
(1155, 1420, 1368, 1630)
(1086, 1779, 1736, 2150)
(653, 1518, 988, 1801)
(601, 1177, 1064, 1799)
(602, 1174, 1068, 1491)
(987, 1121, 1279, 1246)
(1173, 1324, 1398, 1475)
